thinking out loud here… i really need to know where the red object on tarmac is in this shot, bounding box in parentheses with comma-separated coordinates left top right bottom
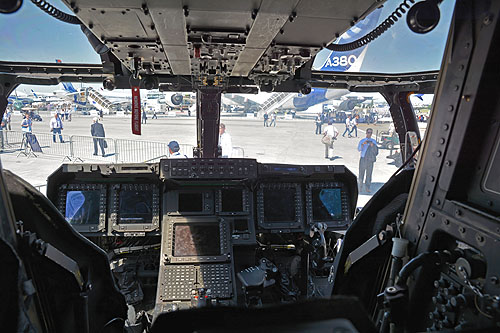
(131, 86, 141, 135)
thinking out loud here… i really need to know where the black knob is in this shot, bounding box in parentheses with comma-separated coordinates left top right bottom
(442, 316, 453, 328)
(433, 293, 444, 304)
(444, 286, 458, 296)
(451, 294, 467, 307)
(432, 310, 443, 320)
(434, 278, 450, 289)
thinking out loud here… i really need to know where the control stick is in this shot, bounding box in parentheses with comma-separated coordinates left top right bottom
(310, 222, 329, 259)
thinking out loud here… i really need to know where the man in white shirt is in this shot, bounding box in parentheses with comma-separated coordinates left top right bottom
(168, 141, 187, 158)
(349, 115, 359, 138)
(323, 120, 339, 159)
(49, 113, 64, 143)
(219, 123, 232, 158)
(342, 115, 352, 138)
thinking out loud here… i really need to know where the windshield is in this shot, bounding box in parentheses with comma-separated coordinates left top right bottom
(3, 86, 433, 206)
(1, 0, 448, 203)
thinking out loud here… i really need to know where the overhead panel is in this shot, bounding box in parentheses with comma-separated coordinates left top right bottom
(231, 0, 299, 77)
(62, 0, 382, 88)
(64, 0, 171, 74)
(149, 0, 190, 75)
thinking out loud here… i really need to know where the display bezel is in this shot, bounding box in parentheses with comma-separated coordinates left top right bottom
(256, 183, 303, 230)
(215, 187, 250, 215)
(164, 217, 230, 263)
(305, 182, 350, 229)
(58, 183, 107, 233)
(110, 183, 160, 234)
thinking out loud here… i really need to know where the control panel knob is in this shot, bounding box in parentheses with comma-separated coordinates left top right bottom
(450, 294, 467, 308)
(444, 286, 458, 296)
(434, 278, 450, 289)
(442, 316, 453, 328)
(432, 294, 445, 304)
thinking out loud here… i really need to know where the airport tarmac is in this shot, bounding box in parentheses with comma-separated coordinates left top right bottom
(0, 113, 403, 207)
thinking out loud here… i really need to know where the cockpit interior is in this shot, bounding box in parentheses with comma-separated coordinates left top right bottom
(1, 0, 500, 332)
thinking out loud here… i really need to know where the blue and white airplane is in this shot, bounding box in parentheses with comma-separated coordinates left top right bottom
(277, 6, 384, 112)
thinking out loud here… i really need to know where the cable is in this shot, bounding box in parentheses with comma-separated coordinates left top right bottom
(30, 0, 81, 25)
(390, 141, 422, 179)
(326, 0, 416, 52)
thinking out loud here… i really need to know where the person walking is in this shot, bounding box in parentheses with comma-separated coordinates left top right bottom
(342, 115, 352, 137)
(219, 123, 232, 158)
(49, 113, 64, 143)
(152, 110, 158, 119)
(315, 113, 323, 135)
(322, 120, 339, 159)
(269, 112, 277, 127)
(358, 128, 378, 193)
(349, 115, 359, 138)
(91, 117, 106, 157)
(263, 113, 269, 127)
(142, 110, 148, 124)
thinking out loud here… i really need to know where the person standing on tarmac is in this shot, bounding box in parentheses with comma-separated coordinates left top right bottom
(219, 123, 232, 158)
(263, 113, 269, 127)
(269, 112, 277, 127)
(91, 117, 106, 157)
(142, 110, 147, 124)
(358, 128, 378, 193)
(49, 113, 64, 143)
(315, 113, 323, 135)
(322, 120, 339, 159)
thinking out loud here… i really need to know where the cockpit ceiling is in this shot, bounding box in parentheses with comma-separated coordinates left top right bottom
(62, 0, 382, 82)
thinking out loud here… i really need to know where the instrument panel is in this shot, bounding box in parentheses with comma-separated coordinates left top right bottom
(51, 159, 357, 237)
(47, 158, 357, 312)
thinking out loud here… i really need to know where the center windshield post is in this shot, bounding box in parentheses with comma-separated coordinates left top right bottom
(195, 87, 222, 158)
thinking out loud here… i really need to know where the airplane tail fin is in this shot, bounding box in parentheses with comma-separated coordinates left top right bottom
(62, 82, 77, 94)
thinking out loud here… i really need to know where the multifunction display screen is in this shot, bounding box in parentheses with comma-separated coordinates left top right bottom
(173, 224, 221, 257)
(221, 188, 243, 212)
(178, 193, 203, 212)
(65, 190, 101, 225)
(263, 188, 296, 223)
(119, 189, 153, 223)
(312, 188, 343, 221)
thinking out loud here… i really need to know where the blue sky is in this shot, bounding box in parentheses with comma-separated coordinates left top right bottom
(0, 0, 99, 63)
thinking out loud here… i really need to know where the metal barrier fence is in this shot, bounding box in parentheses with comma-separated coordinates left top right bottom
(1, 130, 195, 163)
(231, 146, 245, 158)
(70, 135, 117, 162)
(2, 130, 72, 158)
(114, 139, 170, 163)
